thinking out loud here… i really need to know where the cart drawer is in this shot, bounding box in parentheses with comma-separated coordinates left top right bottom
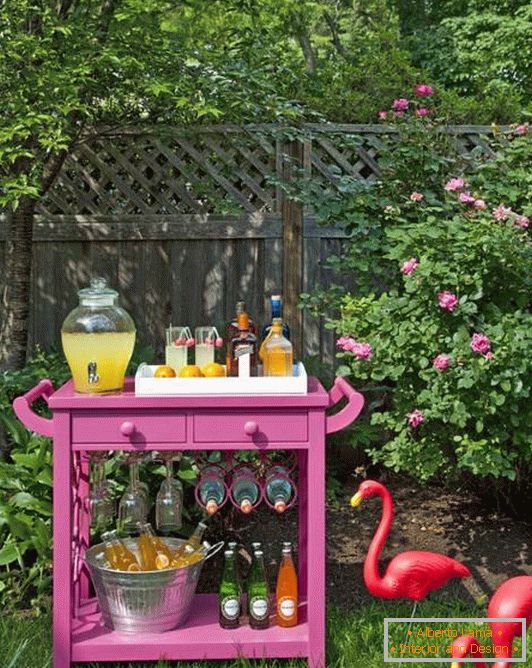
(193, 410, 308, 443)
(72, 411, 186, 444)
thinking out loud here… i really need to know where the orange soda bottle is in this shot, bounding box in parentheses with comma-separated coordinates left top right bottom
(137, 523, 172, 570)
(101, 530, 141, 572)
(276, 542, 298, 627)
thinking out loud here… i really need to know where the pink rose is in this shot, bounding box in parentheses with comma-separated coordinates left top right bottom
(410, 191, 424, 202)
(433, 354, 450, 370)
(392, 98, 409, 111)
(336, 336, 356, 351)
(484, 351, 494, 361)
(407, 409, 424, 428)
(378, 111, 388, 120)
(492, 204, 513, 221)
(514, 215, 530, 229)
(394, 111, 405, 118)
(414, 84, 434, 97)
(351, 342, 373, 360)
(474, 199, 487, 210)
(415, 107, 430, 117)
(470, 333, 491, 354)
(444, 177, 465, 192)
(438, 291, 459, 312)
(515, 124, 529, 135)
(401, 257, 419, 275)
(459, 191, 476, 205)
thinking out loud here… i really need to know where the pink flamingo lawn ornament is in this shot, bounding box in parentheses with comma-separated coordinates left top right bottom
(350, 480, 471, 609)
(451, 575, 532, 668)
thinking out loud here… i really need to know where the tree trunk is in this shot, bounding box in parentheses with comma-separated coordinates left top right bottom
(0, 197, 37, 370)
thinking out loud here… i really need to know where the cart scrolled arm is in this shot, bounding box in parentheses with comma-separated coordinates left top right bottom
(13, 379, 55, 438)
(326, 376, 364, 434)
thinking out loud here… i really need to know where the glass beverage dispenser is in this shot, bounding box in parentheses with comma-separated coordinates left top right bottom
(61, 278, 136, 393)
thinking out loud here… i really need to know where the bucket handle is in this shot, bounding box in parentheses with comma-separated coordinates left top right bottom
(203, 541, 225, 561)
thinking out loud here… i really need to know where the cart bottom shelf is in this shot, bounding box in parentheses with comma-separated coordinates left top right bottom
(72, 594, 309, 663)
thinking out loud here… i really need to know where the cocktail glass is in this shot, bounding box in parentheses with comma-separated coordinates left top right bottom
(195, 326, 223, 368)
(165, 325, 194, 375)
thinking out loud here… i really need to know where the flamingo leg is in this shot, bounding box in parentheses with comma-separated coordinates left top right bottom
(399, 601, 418, 668)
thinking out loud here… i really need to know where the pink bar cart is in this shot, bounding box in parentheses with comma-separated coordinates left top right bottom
(14, 375, 363, 668)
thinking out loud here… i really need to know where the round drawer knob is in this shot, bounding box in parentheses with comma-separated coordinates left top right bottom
(244, 420, 259, 436)
(120, 421, 136, 437)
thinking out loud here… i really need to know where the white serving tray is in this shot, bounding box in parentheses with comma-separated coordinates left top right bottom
(134, 362, 308, 396)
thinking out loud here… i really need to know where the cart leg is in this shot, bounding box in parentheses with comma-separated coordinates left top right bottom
(297, 449, 308, 599)
(306, 412, 326, 668)
(53, 414, 72, 668)
(78, 454, 91, 602)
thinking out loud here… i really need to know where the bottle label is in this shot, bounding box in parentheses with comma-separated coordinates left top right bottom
(278, 596, 296, 620)
(250, 596, 269, 620)
(221, 596, 240, 620)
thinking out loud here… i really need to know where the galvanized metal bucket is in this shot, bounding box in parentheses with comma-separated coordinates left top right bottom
(85, 538, 224, 634)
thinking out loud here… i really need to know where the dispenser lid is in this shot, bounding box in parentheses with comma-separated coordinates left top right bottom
(78, 278, 118, 306)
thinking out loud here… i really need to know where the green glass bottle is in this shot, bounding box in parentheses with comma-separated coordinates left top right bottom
(247, 549, 270, 629)
(219, 549, 241, 629)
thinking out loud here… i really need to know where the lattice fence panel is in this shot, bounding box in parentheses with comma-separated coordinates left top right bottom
(39, 129, 279, 216)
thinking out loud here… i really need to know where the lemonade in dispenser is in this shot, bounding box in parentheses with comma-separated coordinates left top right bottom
(61, 278, 136, 393)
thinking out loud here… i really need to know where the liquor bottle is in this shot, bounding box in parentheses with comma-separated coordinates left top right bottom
(228, 313, 257, 377)
(263, 318, 293, 376)
(101, 530, 141, 572)
(276, 543, 298, 627)
(226, 301, 257, 344)
(248, 549, 271, 629)
(136, 522, 173, 570)
(173, 521, 207, 559)
(197, 465, 226, 516)
(231, 466, 260, 513)
(265, 466, 294, 513)
(219, 550, 241, 629)
(260, 295, 290, 352)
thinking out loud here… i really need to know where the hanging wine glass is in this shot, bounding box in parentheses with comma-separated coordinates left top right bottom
(156, 452, 183, 535)
(118, 453, 148, 534)
(89, 451, 115, 531)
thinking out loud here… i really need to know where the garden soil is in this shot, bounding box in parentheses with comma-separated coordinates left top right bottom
(199, 475, 531, 610)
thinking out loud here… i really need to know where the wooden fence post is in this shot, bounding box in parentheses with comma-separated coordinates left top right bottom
(281, 138, 305, 357)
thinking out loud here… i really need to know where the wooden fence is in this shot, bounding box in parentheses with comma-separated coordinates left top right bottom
(0, 124, 497, 362)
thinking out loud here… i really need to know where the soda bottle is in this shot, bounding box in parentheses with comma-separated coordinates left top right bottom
(173, 540, 210, 568)
(248, 549, 270, 629)
(231, 466, 260, 514)
(219, 549, 241, 629)
(197, 465, 226, 516)
(136, 522, 173, 570)
(228, 312, 257, 377)
(260, 295, 290, 360)
(276, 542, 298, 627)
(262, 319, 293, 377)
(265, 466, 294, 513)
(173, 521, 207, 559)
(101, 530, 141, 572)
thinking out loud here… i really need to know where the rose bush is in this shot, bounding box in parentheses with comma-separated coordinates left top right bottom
(301, 90, 531, 489)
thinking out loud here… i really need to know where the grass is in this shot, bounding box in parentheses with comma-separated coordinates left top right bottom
(4, 595, 531, 668)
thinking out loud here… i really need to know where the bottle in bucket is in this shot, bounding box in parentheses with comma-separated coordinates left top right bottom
(173, 521, 207, 559)
(136, 523, 172, 570)
(101, 530, 141, 572)
(276, 542, 298, 627)
(219, 549, 241, 629)
(247, 549, 270, 629)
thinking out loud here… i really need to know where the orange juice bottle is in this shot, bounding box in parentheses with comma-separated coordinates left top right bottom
(263, 319, 293, 376)
(137, 523, 172, 570)
(276, 543, 298, 627)
(102, 530, 141, 572)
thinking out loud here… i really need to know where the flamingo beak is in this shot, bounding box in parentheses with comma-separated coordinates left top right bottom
(350, 492, 363, 508)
